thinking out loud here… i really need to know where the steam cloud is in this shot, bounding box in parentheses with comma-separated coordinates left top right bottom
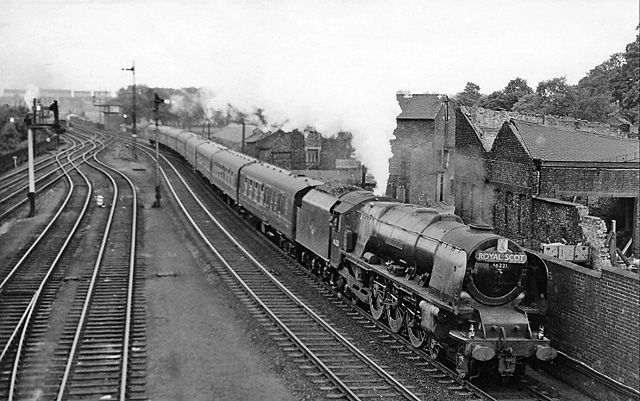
(23, 84, 40, 109)
(198, 86, 398, 195)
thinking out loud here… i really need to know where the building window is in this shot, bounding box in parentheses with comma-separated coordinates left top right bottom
(436, 173, 444, 202)
(518, 194, 526, 235)
(398, 185, 407, 203)
(306, 147, 320, 166)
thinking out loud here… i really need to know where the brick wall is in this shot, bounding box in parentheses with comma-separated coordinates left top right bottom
(540, 253, 640, 390)
(526, 197, 616, 269)
(387, 119, 435, 204)
(454, 108, 489, 222)
(539, 167, 640, 197)
(531, 197, 587, 244)
(537, 166, 639, 256)
(254, 130, 306, 170)
(636, 197, 640, 259)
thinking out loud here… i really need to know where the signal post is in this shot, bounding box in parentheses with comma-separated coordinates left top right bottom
(152, 93, 168, 208)
(25, 98, 61, 217)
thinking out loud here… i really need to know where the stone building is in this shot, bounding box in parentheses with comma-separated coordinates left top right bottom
(455, 107, 640, 266)
(386, 92, 455, 206)
(292, 129, 368, 187)
(248, 129, 306, 170)
(304, 130, 356, 170)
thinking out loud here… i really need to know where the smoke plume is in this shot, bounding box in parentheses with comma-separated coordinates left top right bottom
(198, 86, 398, 194)
(23, 84, 40, 109)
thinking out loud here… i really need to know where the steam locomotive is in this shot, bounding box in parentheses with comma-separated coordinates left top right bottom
(151, 126, 557, 379)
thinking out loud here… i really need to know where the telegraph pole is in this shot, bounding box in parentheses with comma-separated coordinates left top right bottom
(122, 63, 137, 160)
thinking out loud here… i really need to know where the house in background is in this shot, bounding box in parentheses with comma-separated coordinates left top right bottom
(386, 92, 455, 206)
(455, 109, 640, 267)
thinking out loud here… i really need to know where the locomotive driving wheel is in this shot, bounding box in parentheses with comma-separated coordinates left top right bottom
(369, 280, 385, 320)
(386, 286, 404, 333)
(406, 313, 426, 348)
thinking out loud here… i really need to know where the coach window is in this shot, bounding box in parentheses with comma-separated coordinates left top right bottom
(265, 188, 270, 209)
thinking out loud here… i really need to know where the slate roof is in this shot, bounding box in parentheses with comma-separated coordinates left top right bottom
(396, 94, 443, 120)
(508, 119, 640, 163)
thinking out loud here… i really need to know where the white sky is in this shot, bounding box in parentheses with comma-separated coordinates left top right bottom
(0, 0, 637, 94)
(1, 0, 637, 191)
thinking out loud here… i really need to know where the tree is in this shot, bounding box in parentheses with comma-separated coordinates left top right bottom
(578, 53, 624, 97)
(456, 82, 482, 106)
(614, 29, 639, 123)
(574, 91, 615, 122)
(512, 93, 542, 114)
(478, 78, 533, 111)
(534, 77, 579, 117)
(0, 105, 29, 153)
(0, 122, 21, 152)
(479, 91, 511, 110)
(502, 77, 533, 110)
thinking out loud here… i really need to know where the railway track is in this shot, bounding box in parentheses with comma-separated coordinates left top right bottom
(0, 130, 144, 400)
(0, 138, 96, 398)
(0, 145, 73, 193)
(138, 144, 426, 400)
(51, 142, 143, 400)
(0, 131, 100, 220)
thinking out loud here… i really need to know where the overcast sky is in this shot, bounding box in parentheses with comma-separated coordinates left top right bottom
(1, 0, 637, 191)
(1, 0, 637, 94)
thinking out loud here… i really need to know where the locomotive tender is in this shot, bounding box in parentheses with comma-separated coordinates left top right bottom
(152, 126, 557, 379)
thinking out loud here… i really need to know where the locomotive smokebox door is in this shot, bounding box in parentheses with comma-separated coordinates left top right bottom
(427, 246, 467, 306)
